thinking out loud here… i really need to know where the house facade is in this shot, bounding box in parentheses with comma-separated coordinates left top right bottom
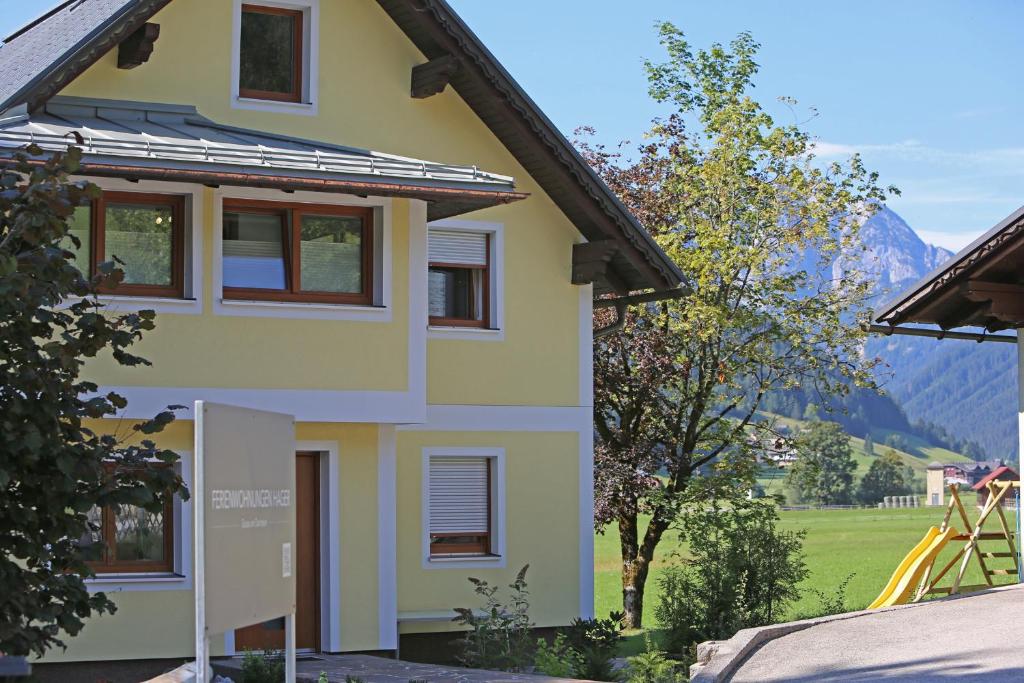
(0, 0, 681, 670)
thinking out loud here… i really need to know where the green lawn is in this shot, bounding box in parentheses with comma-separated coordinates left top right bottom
(596, 505, 1019, 639)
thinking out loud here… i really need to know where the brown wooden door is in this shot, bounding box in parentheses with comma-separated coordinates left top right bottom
(235, 452, 321, 652)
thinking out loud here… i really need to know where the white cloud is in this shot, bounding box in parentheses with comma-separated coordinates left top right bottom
(913, 229, 985, 252)
(810, 139, 1024, 170)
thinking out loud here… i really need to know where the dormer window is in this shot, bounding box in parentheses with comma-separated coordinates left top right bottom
(239, 4, 303, 102)
(232, 1, 318, 113)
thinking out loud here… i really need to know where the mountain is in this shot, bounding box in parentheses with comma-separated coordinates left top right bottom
(859, 206, 1018, 459)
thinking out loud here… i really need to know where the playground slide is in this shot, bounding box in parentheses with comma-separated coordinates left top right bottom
(868, 526, 957, 609)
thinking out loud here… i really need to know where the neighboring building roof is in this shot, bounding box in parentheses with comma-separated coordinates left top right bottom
(0, 0, 684, 294)
(0, 96, 524, 219)
(875, 203, 1024, 330)
(972, 466, 1018, 491)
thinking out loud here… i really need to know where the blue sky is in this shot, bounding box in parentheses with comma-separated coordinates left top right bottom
(8, 1, 1024, 250)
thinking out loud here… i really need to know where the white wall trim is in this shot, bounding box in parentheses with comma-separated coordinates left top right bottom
(579, 285, 594, 408)
(230, 0, 320, 116)
(211, 187, 393, 322)
(399, 404, 590, 432)
(578, 283, 595, 618)
(426, 218, 504, 341)
(68, 176, 205, 316)
(98, 387, 427, 423)
(421, 447, 506, 570)
(407, 200, 429, 420)
(377, 426, 398, 651)
(578, 425, 595, 619)
(85, 451, 193, 593)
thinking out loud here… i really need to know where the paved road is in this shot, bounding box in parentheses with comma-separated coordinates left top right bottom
(731, 586, 1024, 682)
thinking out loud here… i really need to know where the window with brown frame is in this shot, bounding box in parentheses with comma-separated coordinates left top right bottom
(222, 200, 374, 305)
(80, 499, 175, 574)
(427, 229, 490, 328)
(64, 191, 186, 298)
(239, 4, 304, 103)
(428, 456, 493, 557)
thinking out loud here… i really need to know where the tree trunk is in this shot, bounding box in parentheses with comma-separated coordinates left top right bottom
(619, 512, 670, 629)
(622, 553, 651, 629)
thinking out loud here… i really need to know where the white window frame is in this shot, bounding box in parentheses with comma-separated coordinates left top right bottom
(427, 219, 504, 341)
(421, 447, 506, 569)
(230, 0, 320, 116)
(212, 187, 393, 321)
(85, 453, 193, 592)
(66, 177, 204, 316)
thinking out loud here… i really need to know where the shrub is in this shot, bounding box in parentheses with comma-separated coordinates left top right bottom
(240, 649, 284, 683)
(797, 572, 856, 619)
(564, 612, 625, 680)
(452, 565, 535, 672)
(534, 632, 584, 677)
(623, 634, 686, 683)
(656, 496, 807, 653)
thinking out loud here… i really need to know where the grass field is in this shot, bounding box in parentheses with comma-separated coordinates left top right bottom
(595, 505, 1020, 647)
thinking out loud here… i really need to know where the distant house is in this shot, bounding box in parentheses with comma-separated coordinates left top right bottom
(926, 460, 1008, 506)
(972, 466, 1019, 508)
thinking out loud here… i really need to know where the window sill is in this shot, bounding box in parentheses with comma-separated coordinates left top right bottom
(216, 297, 390, 322)
(425, 554, 505, 569)
(85, 572, 191, 592)
(428, 326, 504, 342)
(61, 295, 201, 316)
(232, 96, 318, 116)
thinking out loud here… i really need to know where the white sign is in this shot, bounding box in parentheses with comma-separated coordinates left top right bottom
(194, 401, 297, 682)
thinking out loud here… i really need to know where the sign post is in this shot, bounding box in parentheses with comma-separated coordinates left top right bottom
(194, 401, 297, 683)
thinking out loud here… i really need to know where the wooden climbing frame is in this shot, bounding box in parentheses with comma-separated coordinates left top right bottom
(914, 480, 1019, 602)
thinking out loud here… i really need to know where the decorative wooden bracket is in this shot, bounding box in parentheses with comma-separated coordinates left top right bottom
(117, 23, 161, 70)
(962, 279, 1024, 324)
(572, 240, 618, 285)
(411, 54, 460, 98)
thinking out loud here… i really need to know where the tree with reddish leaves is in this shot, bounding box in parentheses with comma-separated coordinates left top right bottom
(584, 26, 894, 628)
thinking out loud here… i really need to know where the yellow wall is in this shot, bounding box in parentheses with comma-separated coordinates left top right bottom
(40, 420, 383, 662)
(61, 0, 584, 408)
(395, 430, 581, 631)
(83, 191, 411, 393)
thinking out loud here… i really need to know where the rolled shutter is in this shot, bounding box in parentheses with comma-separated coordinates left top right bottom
(429, 456, 490, 535)
(428, 230, 488, 266)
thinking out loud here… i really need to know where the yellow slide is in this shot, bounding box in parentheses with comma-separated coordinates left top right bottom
(868, 526, 957, 609)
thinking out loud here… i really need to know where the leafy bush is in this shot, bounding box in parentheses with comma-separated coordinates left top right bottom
(565, 612, 625, 680)
(452, 565, 535, 672)
(656, 496, 807, 653)
(623, 634, 686, 683)
(798, 572, 856, 619)
(534, 632, 584, 677)
(240, 649, 284, 683)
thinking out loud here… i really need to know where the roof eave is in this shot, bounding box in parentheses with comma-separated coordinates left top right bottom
(875, 203, 1024, 325)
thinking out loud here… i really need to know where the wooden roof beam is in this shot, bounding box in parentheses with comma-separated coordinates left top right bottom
(962, 280, 1024, 325)
(411, 54, 460, 98)
(117, 22, 160, 70)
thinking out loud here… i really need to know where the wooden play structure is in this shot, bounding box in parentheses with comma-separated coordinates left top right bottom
(869, 480, 1020, 609)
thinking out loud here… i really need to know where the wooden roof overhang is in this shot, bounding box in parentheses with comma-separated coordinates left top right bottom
(874, 205, 1024, 334)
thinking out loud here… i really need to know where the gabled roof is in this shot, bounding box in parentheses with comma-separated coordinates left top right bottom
(0, 0, 683, 294)
(0, 96, 524, 219)
(972, 466, 1018, 491)
(875, 204, 1024, 330)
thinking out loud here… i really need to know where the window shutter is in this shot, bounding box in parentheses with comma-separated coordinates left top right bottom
(429, 456, 490, 535)
(428, 230, 488, 266)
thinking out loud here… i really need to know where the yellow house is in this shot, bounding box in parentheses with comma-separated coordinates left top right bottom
(0, 0, 681, 677)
